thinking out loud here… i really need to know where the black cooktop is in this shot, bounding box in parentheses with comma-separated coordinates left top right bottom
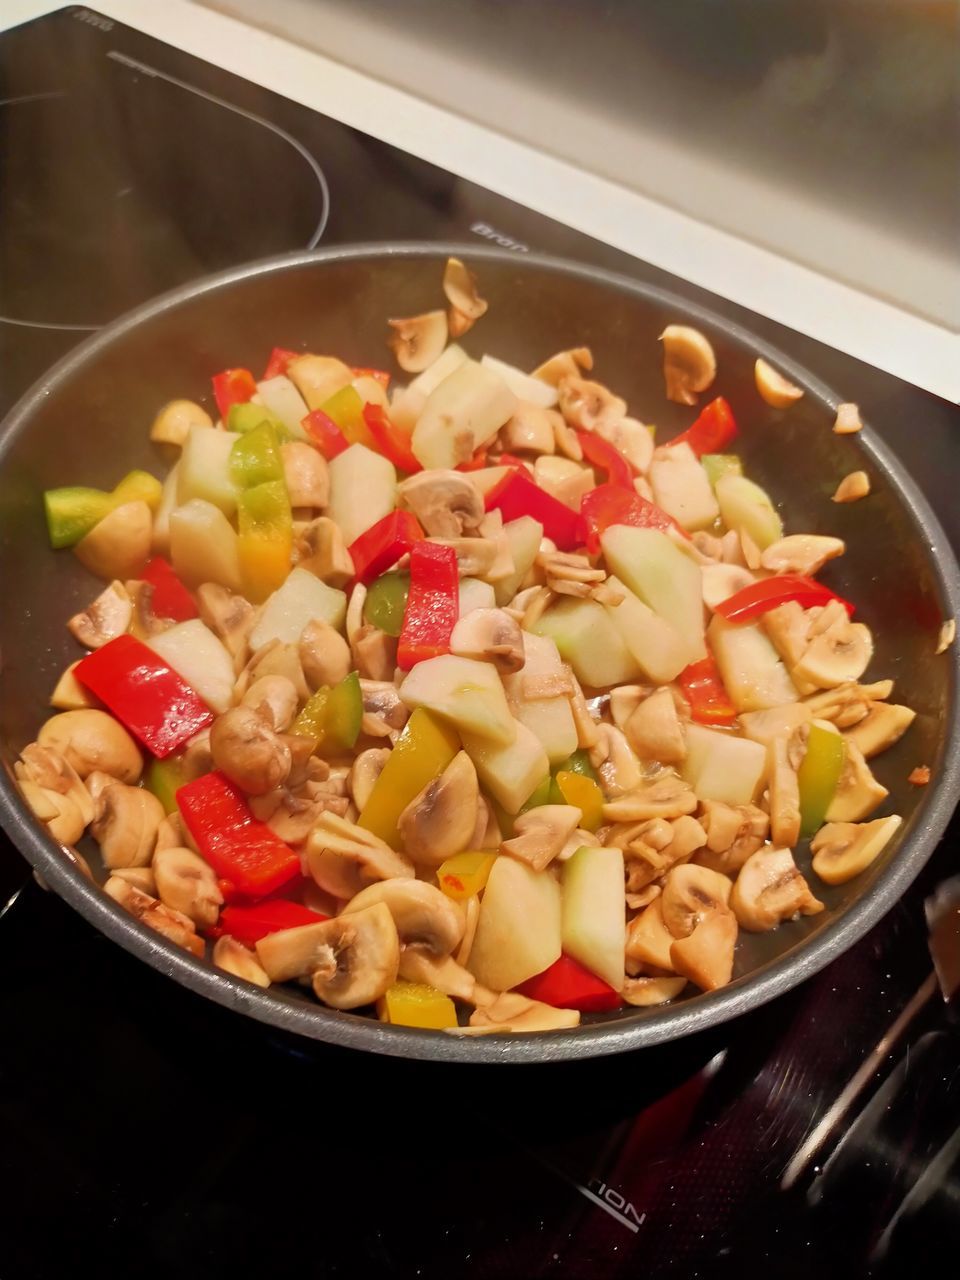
(1, 9, 958, 1279)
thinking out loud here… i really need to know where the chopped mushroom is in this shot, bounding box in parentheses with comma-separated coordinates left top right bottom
(15, 743, 94, 827)
(241, 674, 299, 733)
(694, 800, 769, 875)
(442, 257, 488, 326)
(843, 701, 915, 758)
(556, 376, 627, 432)
(730, 846, 824, 932)
(811, 815, 901, 885)
(625, 896, 678, 972)
(659, 325, 717, 405)
(305, 812, 415, 898)
(155, 812, 186, 851)
(196, 583, 256, 673)
(91, 783, 165, 868)
(397, 751, 479, 867)
(767, 734, 802, 848)
(622, 975, 688, 1006)
(104, 876, 204, 957)
(590, 723, 643, 796)
(213, 936, 271, 987)
(623, 688, 687, 765)
(74, 501, 152, 581)
(286, 354, 353, 411)
(359, 680, 409, 738)
(936, 619, 956, 654)
(150, 398, 212, 446)
(461, 992, 580, 1034)
(110, 867, 157, 895)
(153, 846, 223, 929)
(398, 469, 485, 538)
(755, 358, 803, 408)
(603, 772, 699, 823)
(280, 441, 329, 509)
(300, 618, 351, 689)
(293, 515, 355, 586)
(701, 563, 756, 611)
(430, 536, 499, 578)
(399, 950, 487, 1005)
(660, 863, 734, 939)
(499, 402, 556, 455)
(832, 471, 870, 503)
(38, 709, 142, 782)
(790, 603, 874, 689)
(350, 747, 391, 811)
(18, 779, 86, 845)
(343, 879, 464, 956)
(669, 909, 737, 991)
(760, 535, 845, 576)
(833, 402, 863, 434)
(613, 814, 707, 897)
(50, 660, 100, 711)
(596, 416, 655, 473)
(68, 580, 133, 649)
(352, 626, 398, 681)
(824, 741, 889, 822)
(501, 804, 582, 872)
(450, 608, 525, 674)
(531, 347, 593, 387)
(388, 311, 448, 373)
(210, 705, 292, 796)
(258, 903, 401, 1010)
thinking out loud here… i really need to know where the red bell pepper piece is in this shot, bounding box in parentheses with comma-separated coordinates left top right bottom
(669, 396, 737, 457)
(177, 772, 300, 898)
(262, 347, 299, 380)
(361, 403, 422, 474)
(485, 467, 581, 551)
(457, 447, 488, 472)
(715, 573, 854, 624)
(74, 634, 213, 758)
(678, 653, 737, 727)
(348, 509, 424, 585)
(213, 899, 328, 945)
(577, 483, 686, 556)
(302, 408, 350, 459)
(351, 366, 391, 389)
(518, 954, 622, 1012)
(577, 431, 634, 488)
(141, 557, 198, 622)
(397, 542, 459, 670)
(211, 367, 257, 421)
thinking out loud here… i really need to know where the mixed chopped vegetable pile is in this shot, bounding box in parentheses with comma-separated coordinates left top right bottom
(19, 257, 941, 1035)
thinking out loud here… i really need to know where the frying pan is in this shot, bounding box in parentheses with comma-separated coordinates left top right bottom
(1, 244, 957, 1062)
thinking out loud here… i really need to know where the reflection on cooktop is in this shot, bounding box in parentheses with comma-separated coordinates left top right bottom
(0, 52, 328, 330)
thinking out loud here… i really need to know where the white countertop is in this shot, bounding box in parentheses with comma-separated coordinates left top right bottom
(5, 0, 959, 403)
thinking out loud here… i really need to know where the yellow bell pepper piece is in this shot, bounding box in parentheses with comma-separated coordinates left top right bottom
(437, 851, 497, 902)
(377, 981, 458, 1030)
(236, 480, 292, 603)
(554, 770, 604, 832)
(358, 708, 459, 849)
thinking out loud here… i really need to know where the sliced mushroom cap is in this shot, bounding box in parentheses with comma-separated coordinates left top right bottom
(91, 783, 165, 868)
(450, 608, 525, 674)
(281, 441, 329, 509)
(397, 469, 484, 538)
(360, 680, 409, 738)
(590, 723, 643, 797)
(397, 751, 479, 867)
(531, 347, 594, 387)
(343, 879, 464, 956)
(843, 702, 915, 759)
(603, 772, 698, 822)
(625, 897, 678, 973)
(832, 470, 871, 503)
(210, 705, 293, 797)
(50, 660, 101, 711)
(294, 515, 355, 587)
(153, 846, 223, 929)
(824, 741, 889, 822)
(305, 812, 415, 899)
(701, 563, 757, 611)
(213, 936, 271, 987)
(755, 358, 803, 408)
(310, 904, 401, 1010)
(660, 863, 734, 939)
(442, 257, 488, 321)
(285, 354, 353, 411)
(352, 626, 398, 682)
(622, 975, 688, 1006)
(104, 876, 203, 957)
(38, 709, 142, 782)
(499, 402, 556, 455)
(462, 992, 581, 1034)
(241, 674, 299, 733)
(811, 814, 901, 885)
(20, 781, 86, 845)
(760, 535, 845, 576)
(767, 733, 802, 848)
(150, 397, 213, 445)
(624, 688, 687, 765)
(660, 325, 717, 405)
(350, 747, 391, 811)
(68, 580, 133, 649)
(196, 582, 256, 673)
(74, 501, 152, 581)
(792, 612, 873, 689)
(730, 846, 824, 932)
(155, 811, 185, 852)
(556, 376, 627, 432)
(398, 950, 484, 1004)
(388, 311, 448, 373)
(596, 415, 654, 474)
(501, 804, 582, 872)
(110, 866, 157, 895)
(455, 893, 481, 967)
(609, 685, 648, 731)
(833, 402, 863, 434)
(694, 800, 769, 874)
(739, 702, 813, 746)
(15, 743, 94, 826)
(669, 909, 737, 991)
(299, 618, 351, 690)
(430, 536, 499, 578)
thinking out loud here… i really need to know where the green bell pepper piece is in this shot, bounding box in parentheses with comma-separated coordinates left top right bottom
(230, 422, 285, 489)
(701, 454, 743, 489)
(555, 750, 599, 783)
(798, 722, 846, 838)
(145, 756, 185, 815)
(293, 671, 362, 754)
(364, 571, 410, 637)
(519, 775, 553, 815)
(44, 487, 115, 549)
(319, 385, 369, 444)
(227, 401, 287, 438)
